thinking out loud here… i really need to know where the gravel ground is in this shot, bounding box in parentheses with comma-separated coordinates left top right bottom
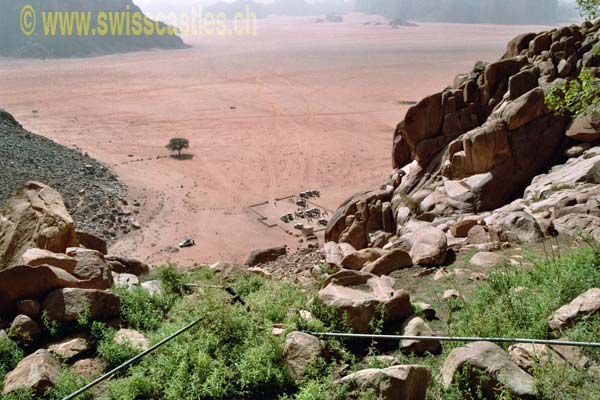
(0, 109, 129, 242)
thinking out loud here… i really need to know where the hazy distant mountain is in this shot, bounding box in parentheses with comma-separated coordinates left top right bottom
(355, 0, 579, 25)
(0, 0, 187, 58)
(204, 0, 351, 19)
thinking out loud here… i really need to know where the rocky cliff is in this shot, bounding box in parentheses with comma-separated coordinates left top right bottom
(0, 109, 129, 242)
(0, 0, 186, 58)
(326, 20, 600, 261)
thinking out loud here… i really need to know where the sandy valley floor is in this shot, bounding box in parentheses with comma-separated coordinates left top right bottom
(0, 14, 554, 266)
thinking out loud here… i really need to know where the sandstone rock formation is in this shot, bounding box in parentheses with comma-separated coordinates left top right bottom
(337, 365, 431, 400)
(325, 21, 600, 261)
(42, 288, 120, 322)
(2, 349, 61, 395)
(246, 246, 287, 266)
(114, 329, 150, 351)
(442, 341, 536, 399)
(400, 317, 441, 355)
(318, 270, 411, 333)
(548, 288, 600, 331)
(0, 181, 78, 268)
(283, 332, 322, 380)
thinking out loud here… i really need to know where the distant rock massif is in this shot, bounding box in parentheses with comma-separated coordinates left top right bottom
(326, 20, 600, 265)
(0, 0, 187, 58)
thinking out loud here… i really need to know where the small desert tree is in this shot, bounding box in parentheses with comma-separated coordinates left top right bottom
(166, 138, 190, 158)
(546, 0, 600, 116)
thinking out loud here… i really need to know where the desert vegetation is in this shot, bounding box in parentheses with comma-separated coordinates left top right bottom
(2, 241, 600, 399)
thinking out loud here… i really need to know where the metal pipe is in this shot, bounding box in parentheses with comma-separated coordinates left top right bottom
(63, 316, 204, 400)
(306, 332, 600, 348)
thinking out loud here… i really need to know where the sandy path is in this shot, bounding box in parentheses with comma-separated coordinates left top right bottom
(0, 15, 553, 266)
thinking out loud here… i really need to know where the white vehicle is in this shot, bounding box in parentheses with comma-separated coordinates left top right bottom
(179, 237, 195, 248)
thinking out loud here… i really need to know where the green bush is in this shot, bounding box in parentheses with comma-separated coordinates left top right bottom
(0, 338, 25, 393)
(437, 244, 600, 399)
(113, 285, 172, 332)
(92, 323, 140, 370)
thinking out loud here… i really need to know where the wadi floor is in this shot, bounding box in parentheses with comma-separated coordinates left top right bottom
(0, 14, 554, 266)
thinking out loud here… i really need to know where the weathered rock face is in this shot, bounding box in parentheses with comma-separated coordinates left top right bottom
(76, 231, 108, 255)
(326, 22, 600, 254)
(105, 256, 149, 276)
(469, 252, 504, 269)
(42, 288, 120, 322)
(2, 349, 61, 395)
(566, 114, 600, 142)
(0, 182, 78, 268)
(442, 341, 536, 400)
(341, 248, 384, 271)
(400, 317, 441, 355)
(114, 329, 150, 351)
(410, 226, 447, 266)
(0, 264, 81, 315)
(20, 248, 77, 272)
(318, 270, 411, 333)
(362, 249, 413, 276)
(71, 251, 114, 290)
(47, 335, 91, 361)
(245, 246, 287, 266)
(283, 332, 322, 380)
(208, 261, 249, 280)
(509, 342, 590, 371)
(548, 288, 600, 331)
(337, 365, 431, 400)
(8, 314, 42, 343)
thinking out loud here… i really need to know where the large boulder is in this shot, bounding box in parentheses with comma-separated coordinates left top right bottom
(553, 213, 600, 241)
(19, 248, 77, 272)
(400, 317, 441, 355)
(318, 270, 411, 333)
(337, 365, 431, 400)
(469, 252, 504, 269)
(114, 329, 150, 351)
(509, 342, 589, 371)
(362, 249, 413, 276)
(105, 255, 149, 276)
(326, 190, 392, 243)
(245, 246, 287, 266)
(71, 250, 113, 289)
(42, 288, 120, 322)
(2, 349, 61, 395)
(410, 226, 447, 266)
(504, 32, 537, 58)
(488, 210, 544, 243)
(441, 341, 536, 399)
(341, 248, 384, 271)
(47, 335, 91, 361)
(8, 314, 42, 344)
(283, 332, 322, 380)
(0, 182, 78, 268)
(0, 265, 81, 315)
(565, 114, 600, 143)
(548, 288, 600, 331)
(76, 231, 108, 255)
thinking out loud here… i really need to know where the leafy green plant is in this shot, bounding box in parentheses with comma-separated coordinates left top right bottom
(546, 68, 600, 116)
(0, 337, 24, 393)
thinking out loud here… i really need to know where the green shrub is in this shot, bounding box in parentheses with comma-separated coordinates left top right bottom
(44, 369, 93, 400)
(113, 285, 172, 332)
(437, 244, 600, 399)
(0, 337, 24, 392)
(93, 323, 140, 370)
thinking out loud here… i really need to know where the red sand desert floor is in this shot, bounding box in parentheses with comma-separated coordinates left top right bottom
(0, 14, 554, 266)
